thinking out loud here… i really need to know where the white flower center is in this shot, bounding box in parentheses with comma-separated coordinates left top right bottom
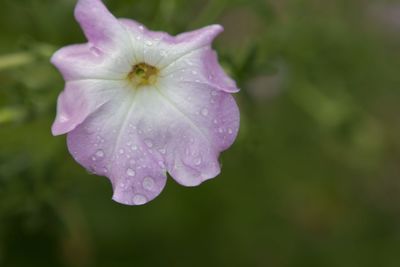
(127, 62, 159, 88)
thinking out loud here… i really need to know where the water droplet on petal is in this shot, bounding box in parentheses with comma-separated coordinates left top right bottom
(201, 108, 209, 116)
(126, 168, 136, 177)
(228, 128, 233, 134)
(194, 157, 202, 166)
(89, 46, 102, 56)
(145, 40, 153, 46)
(119, 149, 125, 154)
(142, 176, 155, 190)
(144, 139, 153, 148)
(159, 148, 166, 154)
(211, 91, 219, 96)
(133, 194, 147, 205)
(160, 50, 167, 57)
(218, 128, 224, 133)
(213, 119, 218, 124)
(95, 150, 104, 157)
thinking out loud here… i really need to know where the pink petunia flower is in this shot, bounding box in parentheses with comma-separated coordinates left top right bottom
(51, 0, 240, 205)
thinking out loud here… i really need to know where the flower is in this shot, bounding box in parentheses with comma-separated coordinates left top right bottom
(51, 0, 240, 205)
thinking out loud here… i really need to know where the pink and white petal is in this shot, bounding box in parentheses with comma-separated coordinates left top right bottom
(156, 25, 224, 69)
(51, 43, 130, 81)
(159, 46, 239, 93)
(154, 80, 240, 186)
(75, 0, 126, 50)
(65, 81, 238, 202)
(119, 21, 226, 77)
(131, 89, 223, 186)
(125, 84, 239, 187)
(119, 19, 173, 67)
(72, 0, 135, 73)
(52, 79, 127, 135)
(66, 89, 168, 205)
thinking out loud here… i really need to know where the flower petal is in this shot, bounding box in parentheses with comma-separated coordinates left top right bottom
(160, 46, 239, 93)
(51, 43, 129, 81)
(52, 0, 135, 81)
(52, 80, 126, 135)
(66, 88, 169, 205)
(119, 20, 237, 92)
(75, 0, 125, 50)
(66, 78, 238, 204)
(156, 79, 240, 186)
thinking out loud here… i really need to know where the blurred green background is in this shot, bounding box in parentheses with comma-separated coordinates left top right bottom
(1, 0, 400, 266)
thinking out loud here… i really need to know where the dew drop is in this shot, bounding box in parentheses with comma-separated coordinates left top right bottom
(191, 70, 197, 75)
(194, 157, 202, 166)
(201, 108, 209, 116)
(218, 128, 224, 133)
(211, 91, 219, 96)
(133, 194, 147, 205)
(228, 128, 233, 134)
(144, 139, 153, 148)
(119, 149, 125, 154)
(126, 168, 136, 177)
(89, 46, 102, 56)
(145, 40, 153, 46)
(131, 145, 138, 151)
(213, 119, 218, 124)
(160, 50, 167, 57)
(142, 176, 155, 190)
(95, 149, 104, 157)
(159, 148, 166, 154)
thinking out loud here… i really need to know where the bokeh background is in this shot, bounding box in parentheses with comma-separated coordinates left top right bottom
(1, 0, 400, 266)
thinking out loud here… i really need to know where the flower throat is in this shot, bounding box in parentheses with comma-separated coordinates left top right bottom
(128, 62, 159, 87)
